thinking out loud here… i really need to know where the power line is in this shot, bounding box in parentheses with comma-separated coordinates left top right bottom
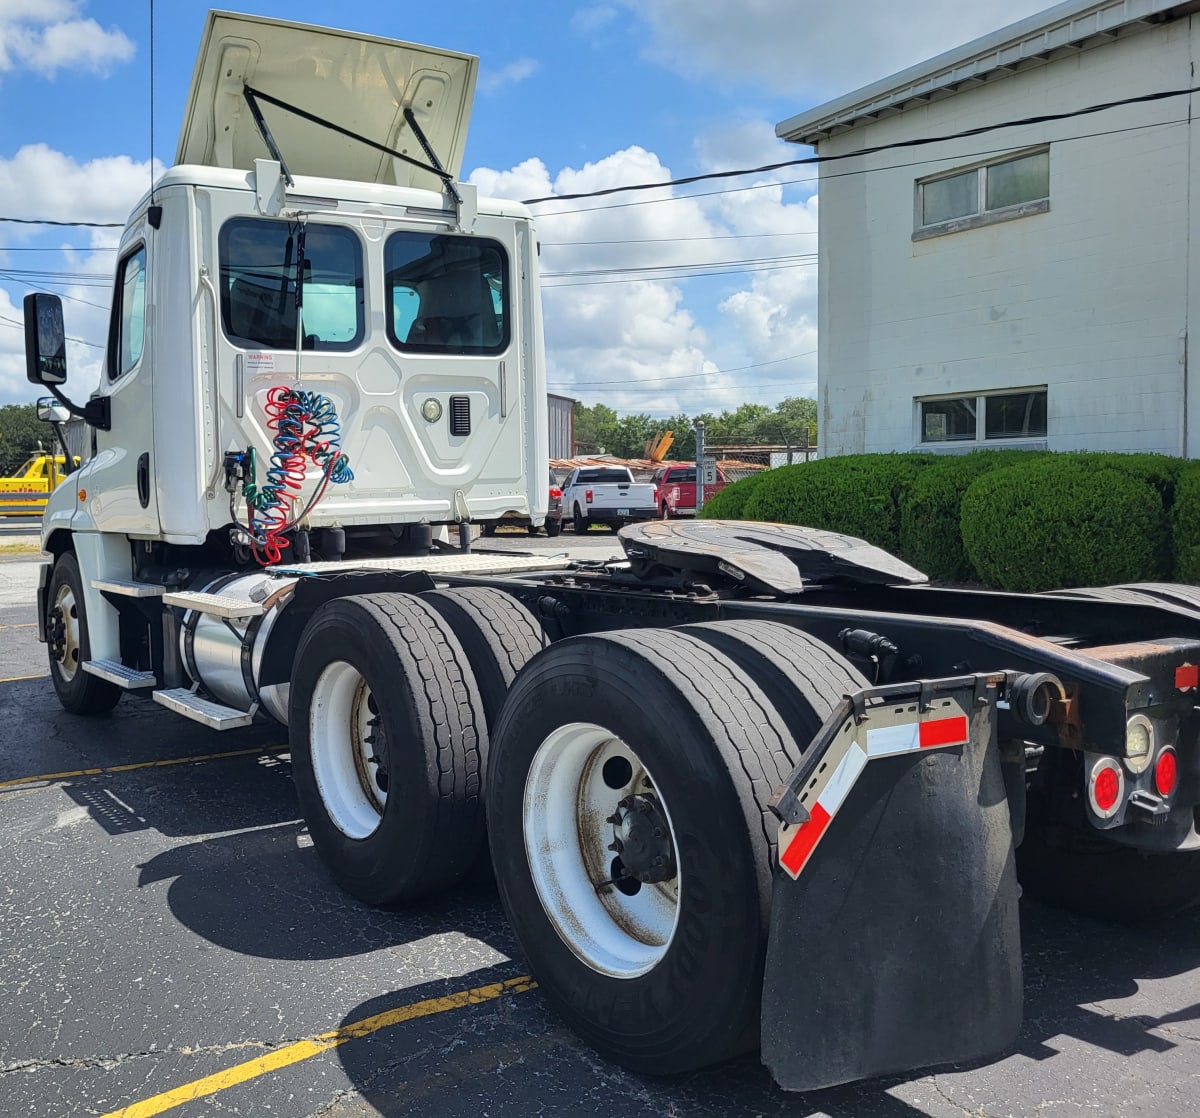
(0, 217, 123, 228)
(543, 259, 816, 287)
(549, 351, 815, 387)
(540, 232, 817, 246)
(0, 313, 102, 348)
(520, 82, 1200, 206)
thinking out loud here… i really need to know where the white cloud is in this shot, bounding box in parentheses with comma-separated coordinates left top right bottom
(470, 135, 819, 416)
(477, 56, 539, 95)
(0, 143, 155, 225)
(0, 0, 134, 78)
(570, 6, 619, 37)
(0, 145, 155, 403)
(618, 0, 1051, 100)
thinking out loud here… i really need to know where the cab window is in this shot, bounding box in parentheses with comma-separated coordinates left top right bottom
(108, 246, 146, 380)
(219, 218, 364, 351)
(386, 232, 509, 354)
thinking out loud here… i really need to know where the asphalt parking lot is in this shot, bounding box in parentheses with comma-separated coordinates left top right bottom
(2, 527, 1200, 1116)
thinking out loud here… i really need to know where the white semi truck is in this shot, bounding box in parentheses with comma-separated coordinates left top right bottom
(24, 10, 1200, 1093)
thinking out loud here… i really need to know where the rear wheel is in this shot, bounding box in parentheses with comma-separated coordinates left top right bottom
(481, 521, 497, 537)
(545, 517, 562, 538)
(679, 620, 867, 748)
(573, 505, 587, 534)
(46, 552, 121, 716)
(1019, 798, 1200, 921)
(487, 628, 801, 1074)
(421, 587, 543, 732)
(289, 592, 487, 905)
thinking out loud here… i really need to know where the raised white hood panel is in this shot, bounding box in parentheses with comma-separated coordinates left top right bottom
(176, 10, 477, 189)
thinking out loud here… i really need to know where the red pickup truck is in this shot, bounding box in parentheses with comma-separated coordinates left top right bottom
(651, 463, 728, 518)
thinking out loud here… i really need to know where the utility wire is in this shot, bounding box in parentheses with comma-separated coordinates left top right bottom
(520, 82, 1200, 205)
(549, 351, 815, 387)
(0, 313, 102, 348)
(10, 84, 1193, 231)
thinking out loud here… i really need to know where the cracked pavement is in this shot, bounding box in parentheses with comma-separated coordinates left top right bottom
(3, 542, 1200, 1116)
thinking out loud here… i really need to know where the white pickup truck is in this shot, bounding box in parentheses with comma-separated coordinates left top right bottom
(561, 465, 657, 532)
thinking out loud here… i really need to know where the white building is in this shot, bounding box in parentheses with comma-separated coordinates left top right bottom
(777, 0, 1200, 457)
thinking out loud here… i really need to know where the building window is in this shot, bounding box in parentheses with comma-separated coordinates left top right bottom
(915, 149, 1049, 238)
(919, 389, 1047, 445)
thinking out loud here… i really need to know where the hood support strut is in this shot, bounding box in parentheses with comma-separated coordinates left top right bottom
(241, 84, 460, 210)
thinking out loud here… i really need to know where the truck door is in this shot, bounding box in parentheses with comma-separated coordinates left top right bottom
(84, 227, 161, 536)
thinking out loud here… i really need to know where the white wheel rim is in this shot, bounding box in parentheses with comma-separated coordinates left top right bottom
(523, 722, 681, 978)
(309, 661, 387, 839)
(52, 583, 81, 682)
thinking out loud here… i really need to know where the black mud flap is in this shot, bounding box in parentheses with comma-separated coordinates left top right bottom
(762, 676, 1023, 1091)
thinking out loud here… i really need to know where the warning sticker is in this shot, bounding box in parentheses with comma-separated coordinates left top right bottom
(245, 352, 276, 376)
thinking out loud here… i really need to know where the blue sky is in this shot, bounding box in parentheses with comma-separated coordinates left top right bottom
(0, 0, 1047, 414)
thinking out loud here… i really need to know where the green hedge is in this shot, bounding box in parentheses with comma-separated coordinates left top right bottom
(898, 450, 1049, 582)
(700, 471, 769, 520)
(960, 460, 1168, 592)
(739, 454, 933, 553)
(1172, 462, 1200, 584)
(701, 450, 1197, 590)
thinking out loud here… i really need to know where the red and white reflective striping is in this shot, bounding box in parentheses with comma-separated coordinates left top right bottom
(778, 713, 970, 881)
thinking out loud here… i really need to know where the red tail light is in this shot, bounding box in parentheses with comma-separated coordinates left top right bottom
(1155, 748, 1179, 796)
(585, 488, 593, 504)
(549, 486, 562, 500)
(1088, 757, 1123, 818)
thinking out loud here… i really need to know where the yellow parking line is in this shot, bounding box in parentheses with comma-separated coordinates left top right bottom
(0, 622, 36, 630)
(0, 672, 47, 683)
(102, 976, 537, 1118)
(0, 744, 290, 791)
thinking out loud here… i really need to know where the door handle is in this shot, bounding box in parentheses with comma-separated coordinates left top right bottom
(137, 452, 150, 509)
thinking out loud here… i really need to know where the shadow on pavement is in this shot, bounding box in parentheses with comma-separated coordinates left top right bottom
(326, 896, 1200, 1117)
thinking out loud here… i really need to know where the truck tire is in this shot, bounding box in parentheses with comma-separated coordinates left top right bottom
(421, 587, 544, 732)
(679, 620, 868, 749)
(486, 628, 800, 1075)
(1018, 808, 1200, 922)
(289, 592, 487, 905)
(45, 552, 122, 716)
(481, 521, 497, 537)
(573, 505, 587, 534)
(545, 516, 562, 538)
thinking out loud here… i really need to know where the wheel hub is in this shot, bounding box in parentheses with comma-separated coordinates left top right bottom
(47, 606, 67, 662)
(607, 794, 677, 884)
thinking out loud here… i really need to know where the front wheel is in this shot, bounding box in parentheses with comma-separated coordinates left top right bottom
(487, 628, 801, 1074)
(46, 552, 121, 715)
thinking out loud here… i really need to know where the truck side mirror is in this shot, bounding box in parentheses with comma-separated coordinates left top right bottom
(24, 293, 69, 386)
(36, 396, 72, 423)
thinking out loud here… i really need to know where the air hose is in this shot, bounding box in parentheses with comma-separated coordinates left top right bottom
(242, 385, 353, 565)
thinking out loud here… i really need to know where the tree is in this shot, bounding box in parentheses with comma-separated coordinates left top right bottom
(759, 396, 818, 448)
(0, 403, 48, 475)
(611, 413, 657, 459)
(572, 401, 618, 454)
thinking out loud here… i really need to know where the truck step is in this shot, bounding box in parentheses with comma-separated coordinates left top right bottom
(82, 659, 157, 689)
(153, 688, 256, 729)
(161, 590, 263, 619)
(92, 578, 166, 598)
